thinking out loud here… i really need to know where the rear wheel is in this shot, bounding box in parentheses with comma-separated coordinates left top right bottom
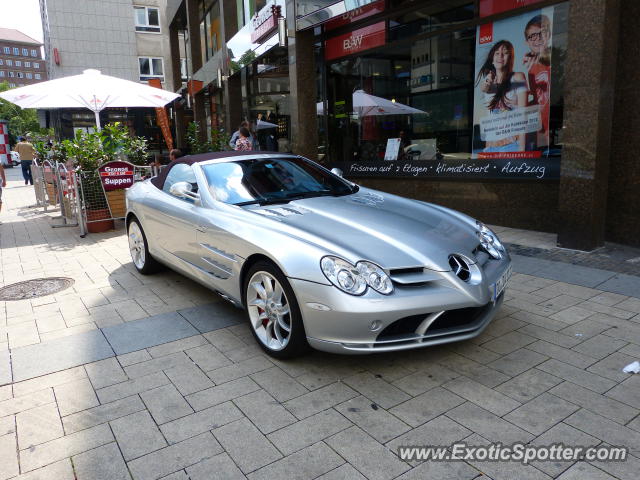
(127, 218, 161, 274)
(244, 261, 309, 358)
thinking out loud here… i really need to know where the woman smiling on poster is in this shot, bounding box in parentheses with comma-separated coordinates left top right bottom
(476, 40, 528, 152)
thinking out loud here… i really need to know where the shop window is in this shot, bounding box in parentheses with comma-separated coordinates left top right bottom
(134, 6, 161, 33)
(389, 0, 474, 42)
(138, 57, 164, 81)
(8, 83, 15, 88)
(320, 2, 568, 178)
(199, 1, 221, 64)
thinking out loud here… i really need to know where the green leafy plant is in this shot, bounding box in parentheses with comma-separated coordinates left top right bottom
(186, 121, 230, 154)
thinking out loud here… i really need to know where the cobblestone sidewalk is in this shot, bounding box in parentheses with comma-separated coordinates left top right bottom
(1, 168, 640, 480)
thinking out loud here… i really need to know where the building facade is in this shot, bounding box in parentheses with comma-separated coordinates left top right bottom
(172, 0, 637, 251)
(39, 0, 177, 146)
(0, 28, 47, 88)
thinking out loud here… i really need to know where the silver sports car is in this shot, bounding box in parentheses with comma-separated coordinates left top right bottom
(126, 152, 512, 358)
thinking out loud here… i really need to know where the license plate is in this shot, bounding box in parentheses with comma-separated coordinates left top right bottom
(491, 264, 512, 302)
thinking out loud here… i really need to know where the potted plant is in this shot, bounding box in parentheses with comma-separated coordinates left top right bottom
(63, 129, 114, 232)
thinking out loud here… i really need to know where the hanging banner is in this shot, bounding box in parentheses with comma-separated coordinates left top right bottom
(472, 6, 554, 163)
(148, 79, 174, 151)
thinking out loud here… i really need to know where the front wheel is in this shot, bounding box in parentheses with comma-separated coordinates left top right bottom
(244, 261, 309, 358)
(127, 218, 161, 274)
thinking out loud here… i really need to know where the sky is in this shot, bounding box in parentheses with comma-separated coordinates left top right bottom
(0, 0, 43, 43)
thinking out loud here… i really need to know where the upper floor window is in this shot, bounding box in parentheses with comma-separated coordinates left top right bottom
(33, 62, 39, 69)
(31, 49, 37, 57)
(12, 47, 19, 55)
(26, 72, 32, 79)
(15, 60, 21, 67)
(34, 73, 41, 80)
(0, 71, 4, 77)
(3, 47, 9, 54)
(6, 60, 12, 66)
(138, 57, 164, 81)
(0, 59, 3, 65)
(22, 48, 28, 56)
(17, 72, 24, 78)
(8, 71, 15, 77)
(25, 61, 30, 67)
(134, 6, 161, 33)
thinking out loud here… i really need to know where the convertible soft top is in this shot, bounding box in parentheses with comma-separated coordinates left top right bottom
(150, 150, 269, 190)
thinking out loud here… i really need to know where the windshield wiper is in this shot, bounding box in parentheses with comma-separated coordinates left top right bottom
(235, 198, 294, 206)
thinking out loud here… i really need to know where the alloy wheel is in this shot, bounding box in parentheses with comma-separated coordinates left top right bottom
(128, 221, 146, 270)
(246, 271, 292, 351)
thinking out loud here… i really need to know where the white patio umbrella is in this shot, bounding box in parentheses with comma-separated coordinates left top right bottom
(0, 69, 180, 130)
(255, 119, 278, 130)
(352, 90, 426, 116)
(314, 92, 426, 116)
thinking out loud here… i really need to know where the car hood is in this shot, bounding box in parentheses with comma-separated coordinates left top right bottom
(247, 188, 480, 271)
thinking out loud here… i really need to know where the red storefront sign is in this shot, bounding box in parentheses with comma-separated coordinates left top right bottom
(325, 21, 386, 61)
(251, 5, 282, 44)
(148, 78, 174, 151)
(479, 0, 546, 17)
(479, 23, 493, 44)
(99, 161, 135, 191)
(325, 1, 385, 31)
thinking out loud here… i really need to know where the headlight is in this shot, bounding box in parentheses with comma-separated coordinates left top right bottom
(320, 256, 393, 295)
(476, 222, 506, 259)
(357, 261, 394, 294)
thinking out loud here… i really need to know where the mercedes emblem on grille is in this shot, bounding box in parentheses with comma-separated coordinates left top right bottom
(449, 255, 471, 282)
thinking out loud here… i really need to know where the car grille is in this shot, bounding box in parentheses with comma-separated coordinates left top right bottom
(376, 302, 493, 342)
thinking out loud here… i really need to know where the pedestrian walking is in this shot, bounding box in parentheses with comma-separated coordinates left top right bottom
(14, 136, 35, 185)
(233, 127, 253, 151)
(229, 121, 255, 150)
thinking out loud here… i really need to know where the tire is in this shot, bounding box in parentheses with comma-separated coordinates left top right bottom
(127, 217, 161, 274)
(243, 261, 309, 358)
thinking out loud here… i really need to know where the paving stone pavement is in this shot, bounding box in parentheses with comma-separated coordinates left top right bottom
(1, 168, 640, 479)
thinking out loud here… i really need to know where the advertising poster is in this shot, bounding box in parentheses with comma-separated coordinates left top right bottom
(472, 6, 555, 160)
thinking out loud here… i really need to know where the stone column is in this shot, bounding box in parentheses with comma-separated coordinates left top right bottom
(557, 0, 621, 250)
(168, 23, 182, 92)
(185, 0, 206, 141)
(286, 3, 319, 159)
(221, 0, 242, 133)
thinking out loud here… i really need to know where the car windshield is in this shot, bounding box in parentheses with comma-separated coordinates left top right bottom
(201, 157, 357, 205)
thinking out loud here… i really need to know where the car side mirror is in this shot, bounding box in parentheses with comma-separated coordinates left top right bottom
(169, 181, 200, 201)
(331, 168, 343, 177)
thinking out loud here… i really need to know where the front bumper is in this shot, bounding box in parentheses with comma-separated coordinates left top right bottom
(290, 259, 510, 354)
